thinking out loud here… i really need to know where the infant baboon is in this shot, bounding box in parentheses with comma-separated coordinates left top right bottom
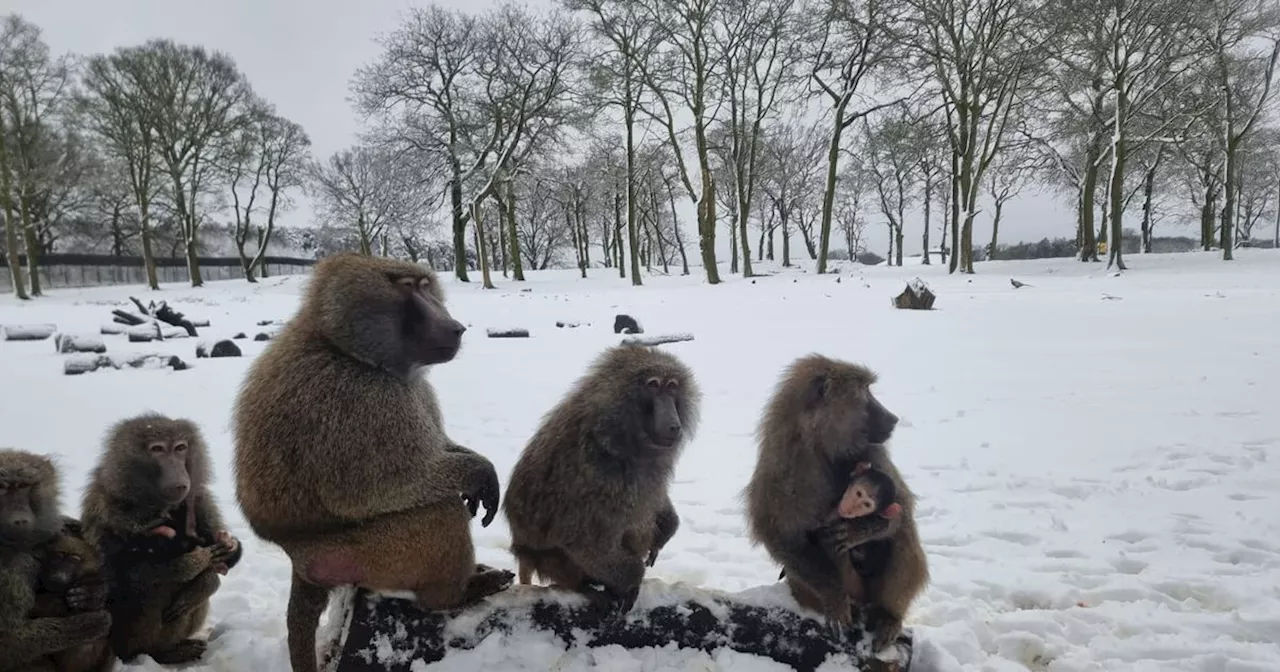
(80, 414, 241, 666)
(233, 253, 509, 672)
(0, 450, 112, 672)
(816, 463, 901, 603)
(745, 354, 928, 651)
(503, 343, 701, 613)
(29, 524, 115, 672)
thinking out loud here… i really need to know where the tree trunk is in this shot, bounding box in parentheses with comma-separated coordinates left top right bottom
(886, 222, 894, 266)
(474, 201, 495, 289)
(697, 164, 720, 284)
(817, 105, 846, 274)
(921, 176, 932, 264)
(667, 185, 689, 276)
(1, 207, 27, 300)
(729, 211, 739, 274)
(757, 226, 765, 261)
(614, 189, 626, 278)
(451, 172, 470, 281)
(17, 195, 41, 296)
(1107, 99, 1128, 270)
(1273, 179, 1279, 249)
(505, 182, 525, 281)
(1140, 163, 1156, 253)
(625, 110, 642, 286)
(781, 208, 791, 267)
(1220, 141, 1237, 260)
(988, 201, 1003, 260)
(948, 151, 960, 273)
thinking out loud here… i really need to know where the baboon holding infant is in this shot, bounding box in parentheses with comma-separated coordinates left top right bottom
(503, 343, 701, 612)
(233, 253, 509, 672)
(746, 354, 928, 650)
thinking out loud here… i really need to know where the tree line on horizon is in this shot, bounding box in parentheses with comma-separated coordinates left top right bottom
(1, 0, 1278, 298)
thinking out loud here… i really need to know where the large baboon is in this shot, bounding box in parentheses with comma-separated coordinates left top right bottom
(745, 354, 928, 650)
(81, 414, 242, 665)
(232, 253, 509, 672)
(0, 450, 112, 672)
(503, 343, 701, 612)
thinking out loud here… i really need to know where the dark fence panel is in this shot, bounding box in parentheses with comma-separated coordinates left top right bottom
(0, 254, 316, 292)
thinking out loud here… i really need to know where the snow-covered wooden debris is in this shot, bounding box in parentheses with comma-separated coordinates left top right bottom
(892, 278, 935, 310)
(64, 353, 190, 375)
(621, 332, 694, 347)
(100, 324, 125, 335)
(2, 324, 57, 341)
(195, 340, 242, 358)
(613, 314, 643, 334)
(487, 327, 530, 338)
(318, 581, 912, 672)
(54, 333, 107, 354)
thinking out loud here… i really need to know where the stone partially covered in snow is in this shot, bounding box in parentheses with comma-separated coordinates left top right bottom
(2, 324, 57, 341)
(55, 333, 107, 354)
(318, 580, 911, 672)
(613, 314, 643, 334)
(195, 340, 242, 358)
(892, 278, 936, 310)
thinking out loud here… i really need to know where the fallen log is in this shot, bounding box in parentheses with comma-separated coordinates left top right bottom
(128, 296, 198, 336)
(487, 328, 530, 338)
(621, 332, 694, 347)
(1, 324, 57, 341)
(64, 353, 189, 375)
(892, 278, 936, 311)
(111, 309, 147, 326)
(318, 581, 911, 672)
(54, 333, 107, 354)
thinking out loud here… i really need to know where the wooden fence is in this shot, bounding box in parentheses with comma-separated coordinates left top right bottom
(0, 253, 316, 293)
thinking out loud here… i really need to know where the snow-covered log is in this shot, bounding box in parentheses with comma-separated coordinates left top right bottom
(129, 296, 198, 336)
(613, 314, 643, 334)
(487, 328, 530, 338)
(100, 324, 126, 335)
(2, 324, 57, 341)
(318, 582, 912, 672)
(55, 333, 107, 354)
(621, 333, 694, 347)
(64, 354, 114, 375)
(127, 323, 163, 342)
(892, 278, 935, 310)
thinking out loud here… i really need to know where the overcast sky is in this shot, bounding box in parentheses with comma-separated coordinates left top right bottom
(10, 0, 1135, 260)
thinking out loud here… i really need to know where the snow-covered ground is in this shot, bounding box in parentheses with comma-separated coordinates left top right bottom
(2, 250, 1278, 671)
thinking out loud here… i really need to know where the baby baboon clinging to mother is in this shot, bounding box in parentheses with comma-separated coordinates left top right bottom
(0, 450, 112, 672)
(233, 253, 509, 672)
(745, 354, 928, 650)
(503, 343, 701, 613)
(29, 525, 115, 672)
(80, 414, 242, 666)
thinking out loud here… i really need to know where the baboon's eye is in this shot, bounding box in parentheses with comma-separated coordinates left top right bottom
(148, 443, 166, 453)
(394, 276, 416, 289)
(417, 277, 430, 289)
(173, 442, 188, 453)
(14, 482, 30, 491)
(69, 554, 82, 562)
(664, 379, 679, 391)
(646, 377, 661, 389)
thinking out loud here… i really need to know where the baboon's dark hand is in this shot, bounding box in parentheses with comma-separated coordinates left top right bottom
(462, 460, 501, 527)
(66, 580, 108, 612)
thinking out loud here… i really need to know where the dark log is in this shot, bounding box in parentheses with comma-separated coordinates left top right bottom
(64, 355, 114, 375)
(319, 582, 912, 672)
(621, 333, 694, 347)
(196, 340, 242, 358)
(128, 296, 198, 336)
(892, 279, 936, 310)
(111, 309, 147, 326)
(613, 314, 643, 334)
(487, 328, 530, 338)
(64, 353, 188, 375)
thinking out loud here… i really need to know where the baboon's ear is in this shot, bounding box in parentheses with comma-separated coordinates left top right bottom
(803, 374, 829, 410)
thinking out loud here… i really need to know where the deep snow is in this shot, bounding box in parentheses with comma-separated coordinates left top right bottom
(1, 250, 1278, 671)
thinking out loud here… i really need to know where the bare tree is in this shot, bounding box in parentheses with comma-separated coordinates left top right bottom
(984, 145, 1036, 259)
(0, 14, 72, 296)
(835, 162, 871, 260)
(806, 0, 908, 273)
(1202, 0, 1280, 259)
(717, 0, 801, 277)
(760, 121, 826, 267)
(902, 0, 1050, 273)
(635, 0, 726, 284)
(79, 45, 164, 289)
(307, 145, 433, 255)
(862, 109, 917, 265)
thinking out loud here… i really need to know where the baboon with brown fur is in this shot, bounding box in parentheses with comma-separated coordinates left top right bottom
(0, 450, 112, 672)
(503, 343, 701, 612)
(29, 523, 115, 672)
(232, 253, 510, 672)
(745, 354, 928, 650)
(80, 414, 242, 666)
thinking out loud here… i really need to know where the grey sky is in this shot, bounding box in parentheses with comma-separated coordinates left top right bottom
(11, 0, 1163, 260)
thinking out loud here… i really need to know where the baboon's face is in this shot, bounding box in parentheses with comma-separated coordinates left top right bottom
(0, 478, 38, 543)
(139, 438, 193, 507)
(390, 274, 467, 366)
(642, 375, 685, 448)
(861, 391, 898, 445)
(40, 539, 86, 592)
(846, 482, 879, 517)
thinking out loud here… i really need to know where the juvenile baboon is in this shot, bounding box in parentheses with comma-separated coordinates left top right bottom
(503, 344, 701, 612)
(0, 450, 111, 672)
(232, 253, 509, 672)
(29, 525, 115, 672)
(745, 354, 928, 650)
(80, 414, 242, 665)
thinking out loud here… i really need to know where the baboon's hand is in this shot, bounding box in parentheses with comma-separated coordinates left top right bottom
(210, 531, 240, 575)
(460, 458, 501, 527)
(65, 579, 108, 613)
